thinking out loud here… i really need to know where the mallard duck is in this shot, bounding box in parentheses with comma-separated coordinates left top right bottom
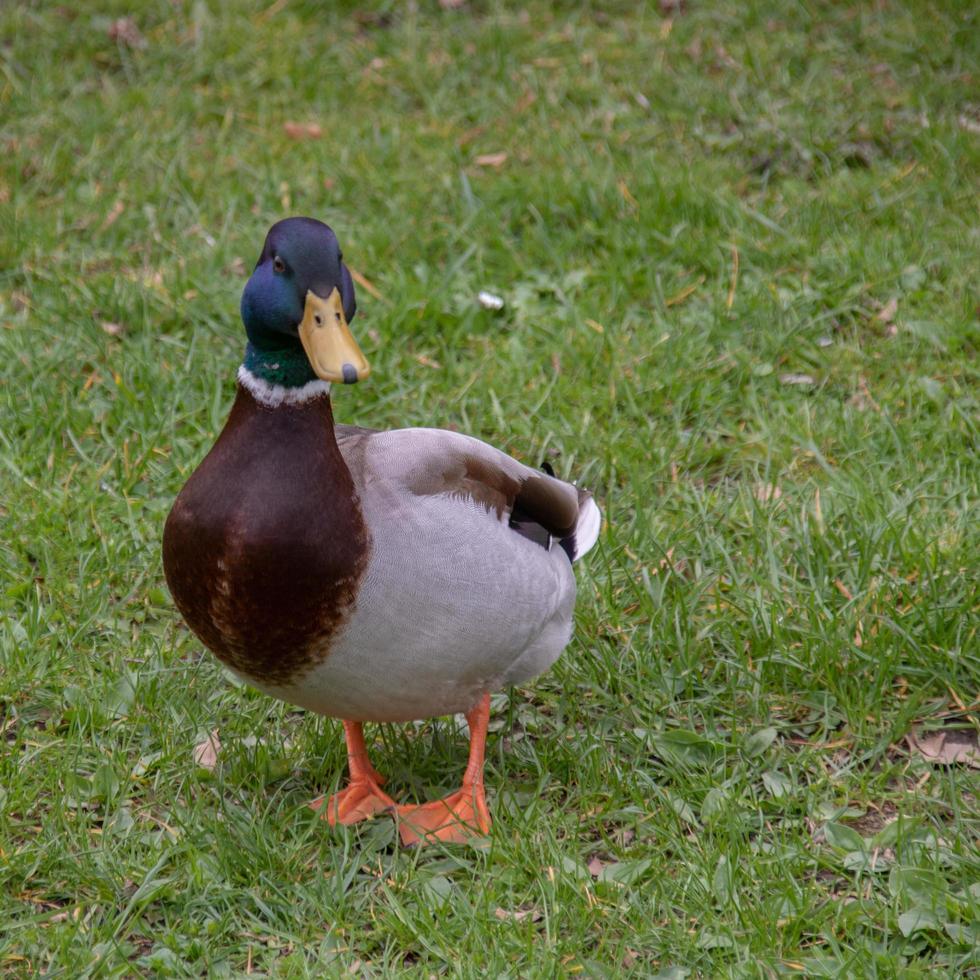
(163, 217, 601, 845)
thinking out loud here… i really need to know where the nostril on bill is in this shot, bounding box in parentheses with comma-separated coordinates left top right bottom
(342, 363, 358, 384)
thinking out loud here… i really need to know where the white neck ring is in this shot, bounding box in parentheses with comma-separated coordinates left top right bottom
(237, 366, 331, 408)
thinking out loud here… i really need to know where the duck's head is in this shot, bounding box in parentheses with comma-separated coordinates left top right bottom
(240, 217, 370, 384)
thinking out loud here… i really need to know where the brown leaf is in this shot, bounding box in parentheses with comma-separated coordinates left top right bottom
(108, 17, 146, 49)
(875, 297, 899, 323)
(457, 125, 486, 148)
(99, 200, 125, 231)
(648, 547, 675, 577)
(283, 121, 322, 140)
(475, 152, 508, 169)
(847, 376, 880, 412)
(907, 728, 979, 769)
(514, 90, 536, 113)
(753, 482, 782, 503)
(100, 321, 125, 337)
(587, 855, 608, 877)
(193, 729, 221, 770)
(617, 178, 638, 209)
(226, 257, 247, 277)
(494, 906, 543, 922)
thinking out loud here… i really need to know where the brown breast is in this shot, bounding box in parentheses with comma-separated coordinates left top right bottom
(162, 385, 370, 687)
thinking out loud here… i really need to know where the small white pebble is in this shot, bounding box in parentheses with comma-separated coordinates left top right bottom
(478, 290, 504, 310)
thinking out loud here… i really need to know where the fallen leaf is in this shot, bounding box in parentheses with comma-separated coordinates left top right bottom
(514, 90, 536, 113)
(907, 728, 980, 769)
(778, 373, 815, 386)
(847, 376, 880, 412)
(617, 178, 638, 209)
(753, 482, 782, 502)
(457, 125, 486, 147)
(475, 152, 508, 168)
(415, 354, 441, 370)
(957, 114, 980, 136)
(100, 321, 125, 337)
(283, 121, 322, 140)
(494, 906, 543, 922)
(226, 257, 247, 277)
(100, 200, 125, 231)
(108, 17, 146, 49)
(193, 730, 221, 770)
(875, 297, 899, 323)
(587, 855, 608, 877)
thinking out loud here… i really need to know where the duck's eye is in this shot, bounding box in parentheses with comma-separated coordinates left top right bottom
(272, 256, 286, 273)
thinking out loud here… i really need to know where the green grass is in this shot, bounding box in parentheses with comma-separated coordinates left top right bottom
(2, 0, 978, 975)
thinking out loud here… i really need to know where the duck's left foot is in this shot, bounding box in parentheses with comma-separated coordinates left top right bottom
(397, 692, 493, 847)
(397, 782, 491, 846)
(310, 776, 396, 826)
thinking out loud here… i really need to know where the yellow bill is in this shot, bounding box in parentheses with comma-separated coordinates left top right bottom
(298, 288, 370, 384)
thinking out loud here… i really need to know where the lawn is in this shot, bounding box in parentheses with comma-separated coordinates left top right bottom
(1, 0, 978, 975)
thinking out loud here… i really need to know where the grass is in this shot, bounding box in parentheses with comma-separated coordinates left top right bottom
(1, 0, 978, 975)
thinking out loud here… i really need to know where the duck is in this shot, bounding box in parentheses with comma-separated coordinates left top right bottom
(163, 217, 602, 845)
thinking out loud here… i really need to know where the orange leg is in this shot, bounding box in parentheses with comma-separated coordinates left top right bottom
(309, 720, 397, 826)
(397, 692, 492, 846)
